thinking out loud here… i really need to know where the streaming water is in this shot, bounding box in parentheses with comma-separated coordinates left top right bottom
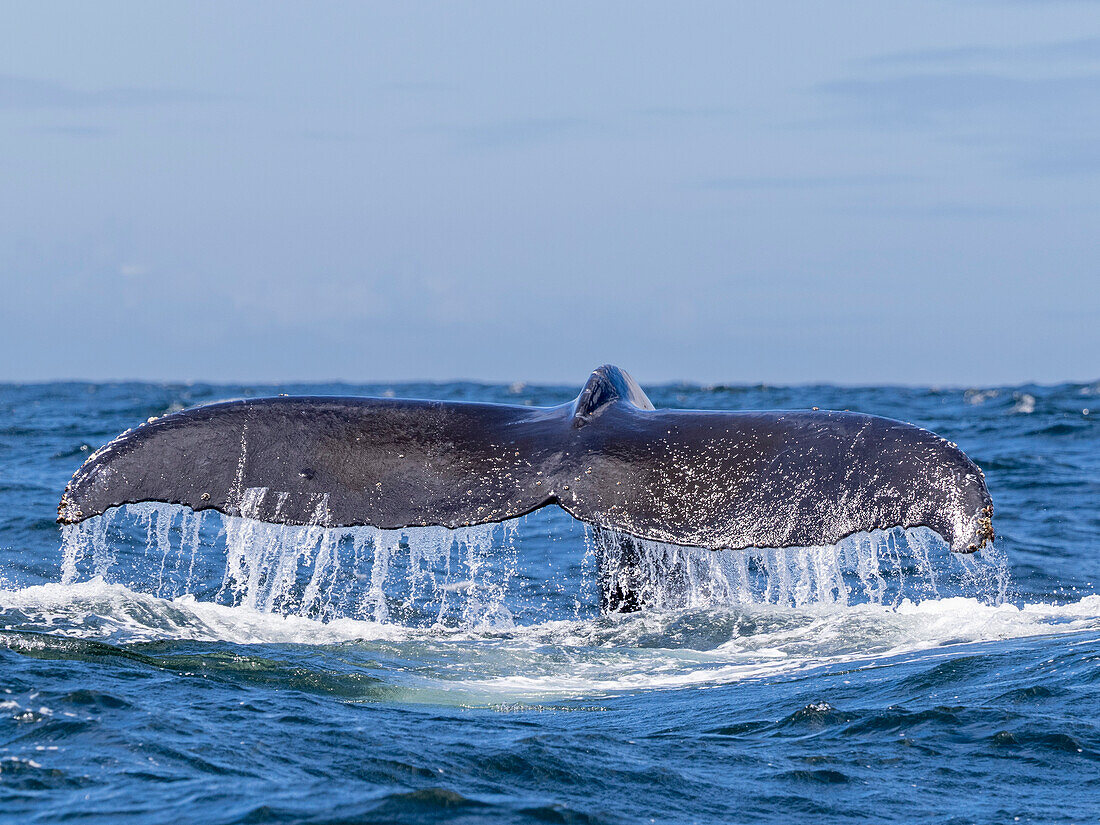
(55, 503, 1010, 631)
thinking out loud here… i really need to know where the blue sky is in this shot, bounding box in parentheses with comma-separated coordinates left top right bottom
(2, 1, 1098, 385)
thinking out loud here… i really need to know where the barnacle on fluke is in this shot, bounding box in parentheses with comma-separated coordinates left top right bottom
(58, 365, 993, 554)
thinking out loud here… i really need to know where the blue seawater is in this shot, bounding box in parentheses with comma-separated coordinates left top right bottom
(2, 380, 1099, 824)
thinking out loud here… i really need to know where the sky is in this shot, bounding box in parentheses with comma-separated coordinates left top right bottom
(2, 1, 1098, 386)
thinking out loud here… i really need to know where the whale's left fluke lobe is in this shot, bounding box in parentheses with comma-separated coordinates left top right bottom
(57, 395, 559, 531)
(58, 365, 994, 553)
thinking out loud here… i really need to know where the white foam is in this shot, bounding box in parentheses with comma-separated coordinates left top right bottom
(0, 579, 406, 645)
(3, 579, 1100, 703)
(450, 595, 1100, 698)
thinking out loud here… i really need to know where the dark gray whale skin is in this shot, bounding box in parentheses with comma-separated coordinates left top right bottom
(58, 366, 994, 553)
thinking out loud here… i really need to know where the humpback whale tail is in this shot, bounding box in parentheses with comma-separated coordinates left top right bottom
(58, 365, 994, 555)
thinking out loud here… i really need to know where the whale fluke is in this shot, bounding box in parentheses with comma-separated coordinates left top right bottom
(58, 365, 994, 553)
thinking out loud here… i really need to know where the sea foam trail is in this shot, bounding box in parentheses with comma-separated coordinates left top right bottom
(56, 501, 1010, 628)
(3, 578, 1099, 701)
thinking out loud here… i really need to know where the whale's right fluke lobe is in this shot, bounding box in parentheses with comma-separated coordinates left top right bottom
(559, 400, 994, 554)
(58, 365, 994, 554)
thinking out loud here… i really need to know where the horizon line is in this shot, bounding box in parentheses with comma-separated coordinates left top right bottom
(3, 374, 1097, 391)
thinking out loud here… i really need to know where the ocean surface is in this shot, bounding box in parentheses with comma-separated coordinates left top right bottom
(2, 379, 1099, 824)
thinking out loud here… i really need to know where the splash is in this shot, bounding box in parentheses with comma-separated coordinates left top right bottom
(590, 526, 1010, 611)
(60, 502, 523, 629)
(58, 503, 1010, 628)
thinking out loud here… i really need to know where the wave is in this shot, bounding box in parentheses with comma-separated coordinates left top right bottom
(0, 579, 407, 645)
(3, 578, 1100, 701)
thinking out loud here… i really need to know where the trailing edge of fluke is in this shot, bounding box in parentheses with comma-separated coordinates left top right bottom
(58, 365, 994, 553)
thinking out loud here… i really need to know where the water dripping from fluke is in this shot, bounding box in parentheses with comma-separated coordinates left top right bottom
(588, 526, 1010, 612)
(58, 502, 1011, 628)
(59, 503, 527, 629)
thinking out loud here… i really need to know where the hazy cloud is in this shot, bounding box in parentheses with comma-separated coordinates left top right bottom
(864, 37, 1100, 68)
(639, 105, 740, 120)
(820, 73, 1100, 121)
(1017, 139, 1100, 175)
(700, 174, 915, 191)
(816, 66, 1100, 178)
(448, 116, 593, 150)
(845, 202, 1028, 219)
(0, 75, 200, 109)
(35, 125, 109, 137)
(376, 80, 457, 95)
